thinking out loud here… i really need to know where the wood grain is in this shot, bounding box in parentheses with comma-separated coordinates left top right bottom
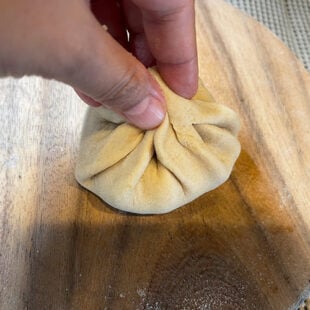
(0, 0, 309, 309)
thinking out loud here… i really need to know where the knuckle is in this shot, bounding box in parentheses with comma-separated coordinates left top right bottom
(94, 63, 149, 111)
(142, 0, 192, 22)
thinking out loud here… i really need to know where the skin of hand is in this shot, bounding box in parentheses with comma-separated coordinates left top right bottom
(0, 0, 198, 129)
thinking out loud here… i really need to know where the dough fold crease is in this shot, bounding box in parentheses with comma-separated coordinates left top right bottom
(75, 68, 241, 214)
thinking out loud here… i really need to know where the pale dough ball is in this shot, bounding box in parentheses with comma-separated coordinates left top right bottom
(75, 68, 241, 214)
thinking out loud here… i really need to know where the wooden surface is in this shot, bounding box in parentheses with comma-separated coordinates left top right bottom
(1, 0, 310, 309)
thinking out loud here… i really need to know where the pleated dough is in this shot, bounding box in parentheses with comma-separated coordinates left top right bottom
(75, 68, 241, 214)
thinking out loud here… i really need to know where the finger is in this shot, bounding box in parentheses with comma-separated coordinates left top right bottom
(90, 0, 128, 48)
(0, 0, 165, 129)
(132, 0, 198, 98)
(122, 0, 154, 66)
(58, 6, 166, 130)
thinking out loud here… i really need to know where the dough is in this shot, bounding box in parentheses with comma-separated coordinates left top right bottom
(75, 68, 241, 214)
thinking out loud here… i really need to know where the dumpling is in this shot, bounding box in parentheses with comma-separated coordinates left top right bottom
(75, 68, 241, 214)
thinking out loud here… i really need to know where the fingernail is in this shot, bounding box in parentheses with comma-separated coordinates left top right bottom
(123, 96, 166, 130)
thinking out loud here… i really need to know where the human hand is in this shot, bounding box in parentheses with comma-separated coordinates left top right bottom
(0, 0, 198, 129)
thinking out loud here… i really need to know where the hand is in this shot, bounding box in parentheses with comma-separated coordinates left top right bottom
(0, 0, 198, 129)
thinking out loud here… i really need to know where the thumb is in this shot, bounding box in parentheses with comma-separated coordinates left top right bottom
(60, 13, 166, 130)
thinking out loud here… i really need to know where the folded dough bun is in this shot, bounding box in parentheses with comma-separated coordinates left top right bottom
(75, 68, 241, 214)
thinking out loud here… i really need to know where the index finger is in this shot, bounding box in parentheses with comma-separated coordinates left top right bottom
(133, 0, 198, 98)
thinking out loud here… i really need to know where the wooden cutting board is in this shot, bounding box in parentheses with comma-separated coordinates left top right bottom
(0, 0, 309, 309)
